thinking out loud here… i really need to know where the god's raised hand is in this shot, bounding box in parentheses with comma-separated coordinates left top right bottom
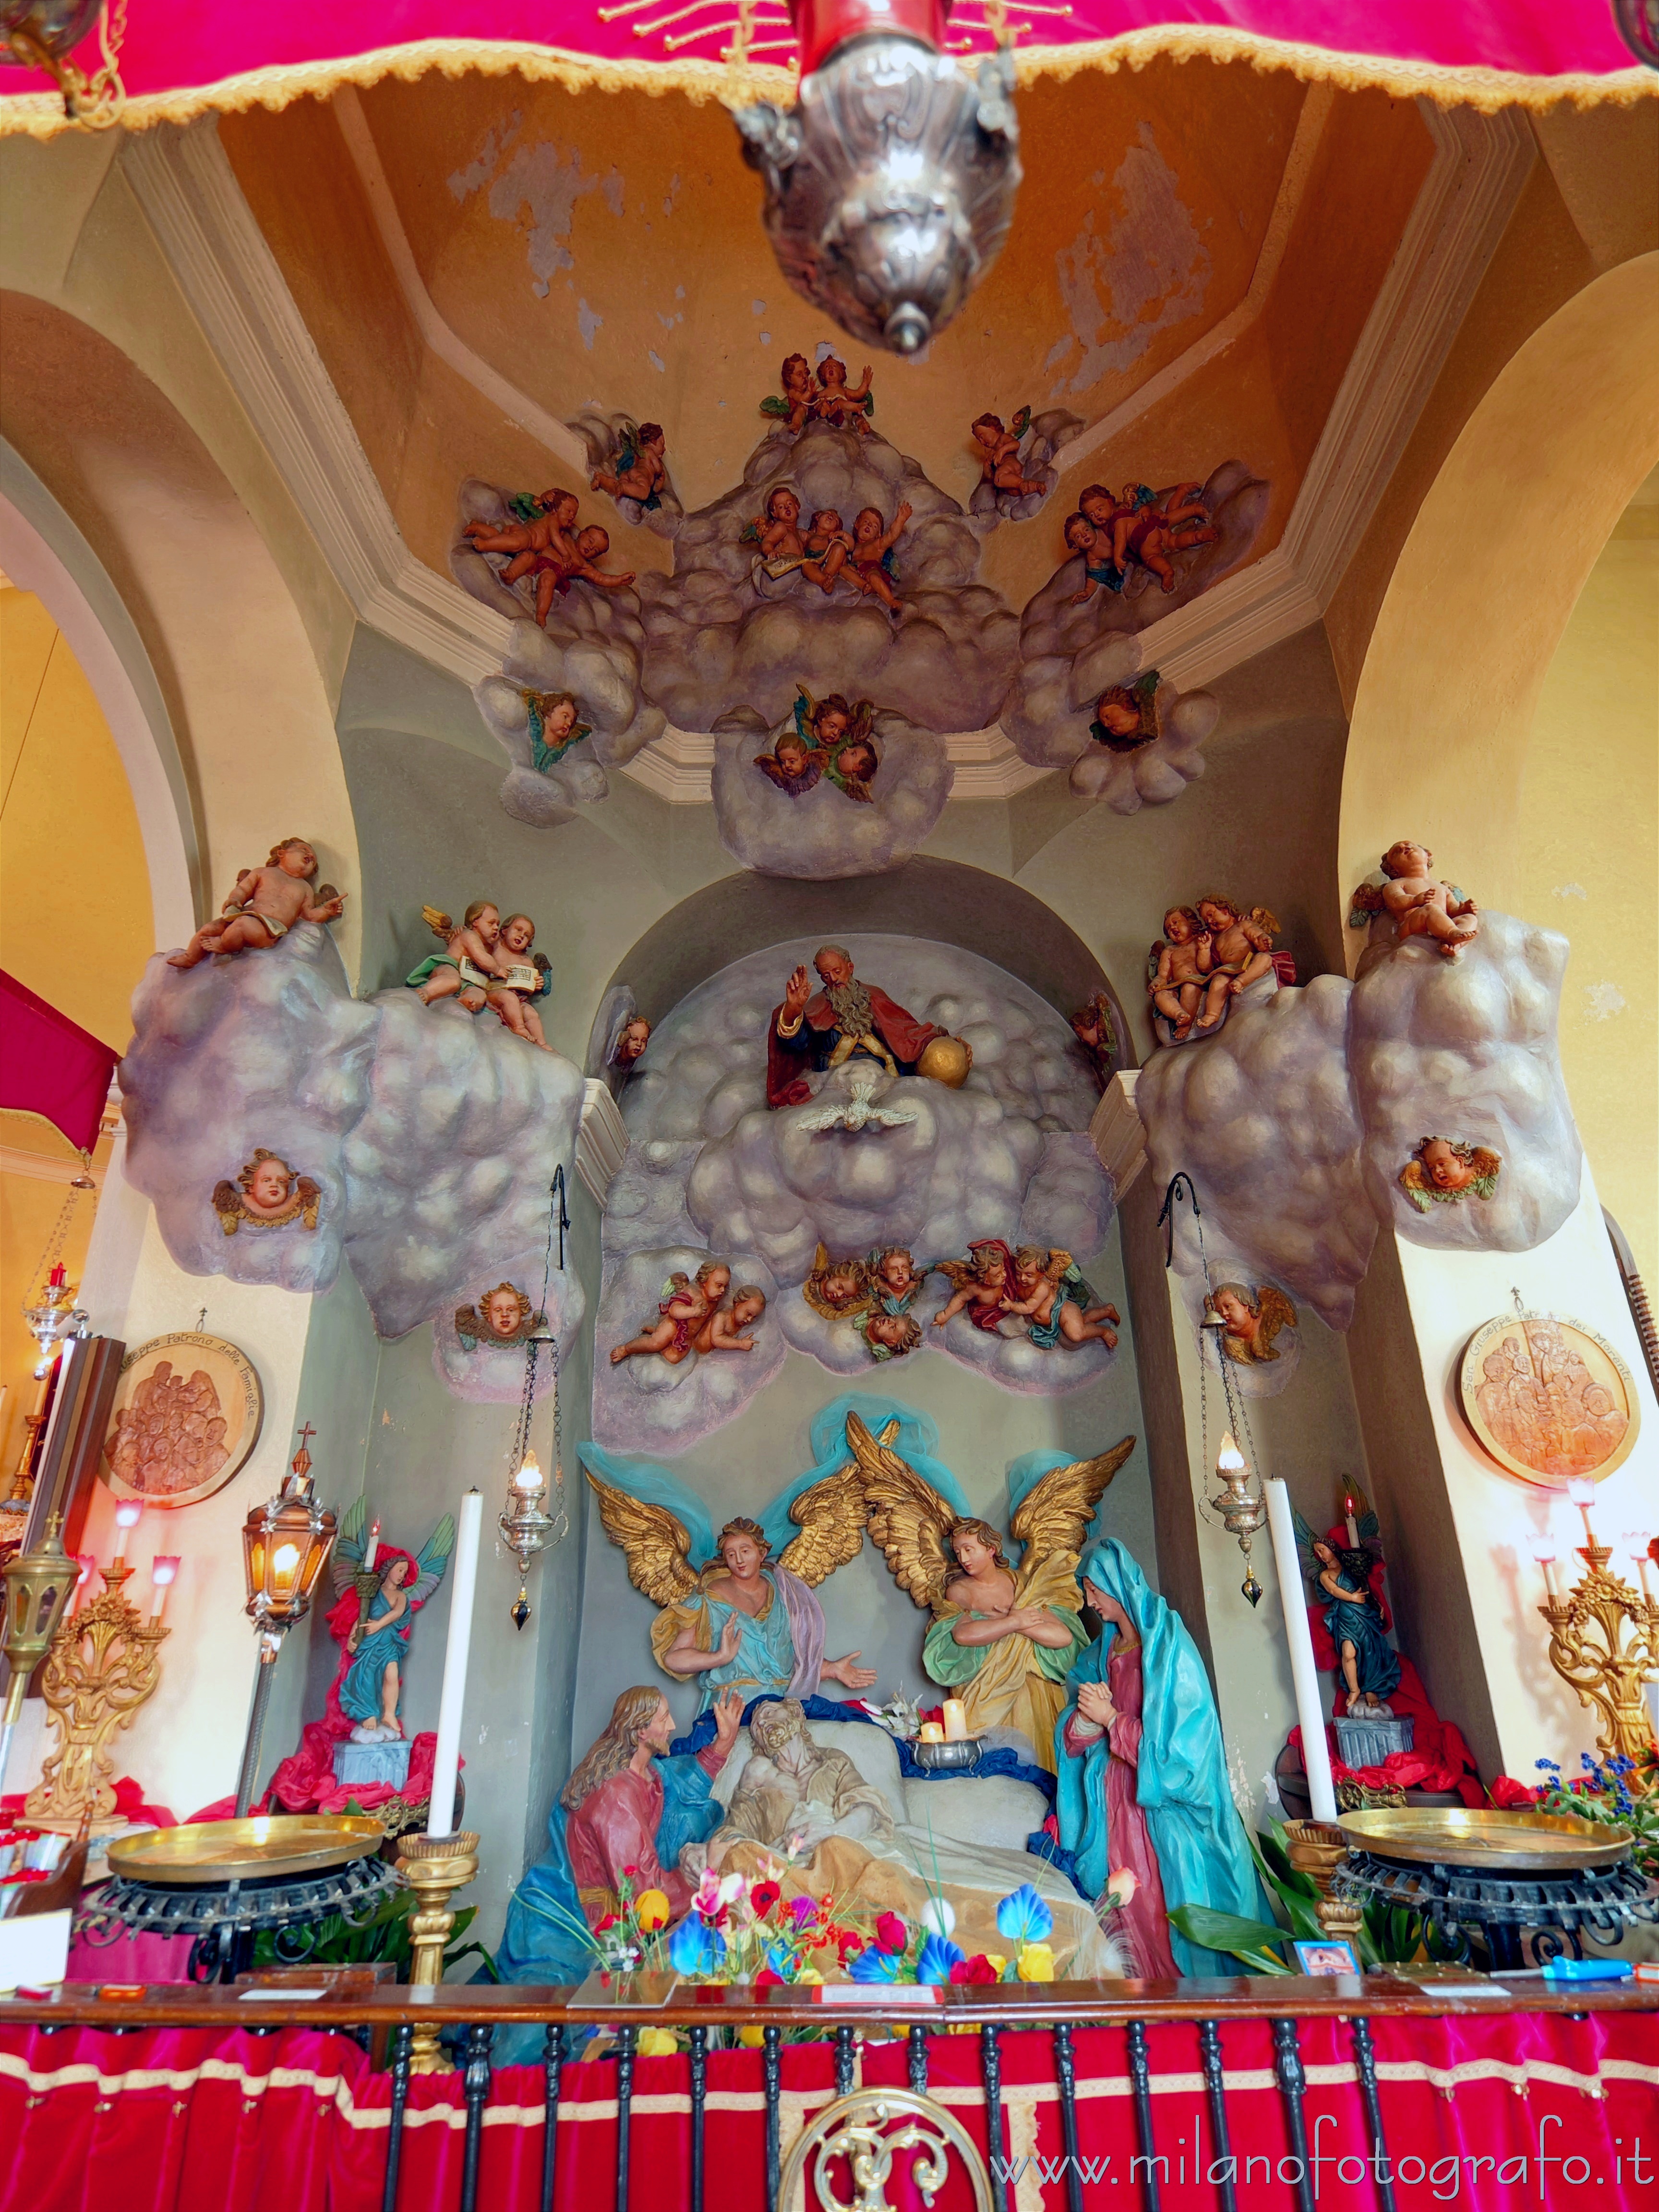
(784, 964, 812, 1016)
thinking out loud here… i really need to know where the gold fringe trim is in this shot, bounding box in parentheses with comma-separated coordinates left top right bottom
(0, 28, 1653, 140)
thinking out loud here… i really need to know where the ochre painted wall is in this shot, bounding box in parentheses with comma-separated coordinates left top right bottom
(1518, 492, 1659, 1287)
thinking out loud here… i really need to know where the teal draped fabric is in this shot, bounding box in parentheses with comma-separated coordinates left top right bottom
(1061, 1539, 1266, 1977)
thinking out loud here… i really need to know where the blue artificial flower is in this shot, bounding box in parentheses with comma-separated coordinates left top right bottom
(847, 1944, 902, 1984)
(668, 1916, 727, 1975)
(916, 1933, 965, 1986)
(1535, 1758, 1560, 1773)
(995, 1884, 1054, 1946)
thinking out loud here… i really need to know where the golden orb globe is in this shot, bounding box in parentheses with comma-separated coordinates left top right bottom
(916, 1036, 973, 1088)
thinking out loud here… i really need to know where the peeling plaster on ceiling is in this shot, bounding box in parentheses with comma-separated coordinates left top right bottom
(1050, 125, 1213, 399)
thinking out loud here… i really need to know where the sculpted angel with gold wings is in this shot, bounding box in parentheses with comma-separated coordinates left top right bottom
(847, 1412, 1134, 1772)
(580, 1438, 878, 1714)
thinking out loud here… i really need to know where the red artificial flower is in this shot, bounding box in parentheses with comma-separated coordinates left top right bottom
(594, 1914, 619, 1932)
(756, 1967, 785, 1988)
(623, 1865, 640, 1878)
(1490, 1775, 1541, 1809)
(750, 1880, 781, 1918)
(950, 1955, 1000, 1985)
(875, 1913, 909, 1955)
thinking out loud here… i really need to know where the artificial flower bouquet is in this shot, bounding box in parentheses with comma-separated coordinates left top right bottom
(1489, 1753, 1658, 1879)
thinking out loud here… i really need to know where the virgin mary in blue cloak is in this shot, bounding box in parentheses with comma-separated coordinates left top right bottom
(1054, 1539, 1264, 1977)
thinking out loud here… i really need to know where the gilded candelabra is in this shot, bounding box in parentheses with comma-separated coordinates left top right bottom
(396, 1829, 480, 2072)
(1535, 1495, 1659, 1781)
(24, 1559, 169, 1834)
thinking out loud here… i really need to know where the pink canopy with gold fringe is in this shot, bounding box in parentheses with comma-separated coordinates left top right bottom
(0, 0, 1650, 134)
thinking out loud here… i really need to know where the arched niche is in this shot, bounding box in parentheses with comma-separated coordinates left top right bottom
(1340, 251, 1659, 956)
(0, 290, 363, 979)
(594, 858, 1132, 1054)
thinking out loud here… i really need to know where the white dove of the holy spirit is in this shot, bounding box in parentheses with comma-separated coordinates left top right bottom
(794, 1062, 919, 1133)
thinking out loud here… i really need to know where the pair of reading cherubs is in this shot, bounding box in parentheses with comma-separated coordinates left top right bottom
(408, 901, 553, 1050)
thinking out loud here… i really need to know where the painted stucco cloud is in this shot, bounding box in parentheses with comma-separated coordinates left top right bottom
(710, 705, 952, 878)
(121, 929, 586, 1353)
(592, 938, 1116, 1451)
(636, 420, 1019, 735)
(1350, 912, 1582, 1252)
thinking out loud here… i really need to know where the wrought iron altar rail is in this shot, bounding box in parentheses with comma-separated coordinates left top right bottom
(2, 1977, 1653, 2212)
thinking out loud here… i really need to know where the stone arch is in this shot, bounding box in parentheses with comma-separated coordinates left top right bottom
(0, 290, 362, 978)
(1340, 252, 1659, 953)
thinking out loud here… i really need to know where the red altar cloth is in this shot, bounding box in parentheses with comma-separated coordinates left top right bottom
(1, 2007, 1654, 2211)
(0, 0, 1641, 131)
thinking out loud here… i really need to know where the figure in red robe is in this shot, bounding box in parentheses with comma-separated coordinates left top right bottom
(564, 1685, 742, 1922)
(768, 944, 947, 1109)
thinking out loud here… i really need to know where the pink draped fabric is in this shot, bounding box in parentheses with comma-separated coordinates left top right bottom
(0, 970, 116, 1156)
(0, 0, 1639, 117)
(2, 2008, 1652, 2211)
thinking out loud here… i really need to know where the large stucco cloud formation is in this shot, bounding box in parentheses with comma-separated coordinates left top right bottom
(636, 421, 1020, 734)
(1002, 626, 1221, 814)
(1133, 909, 1585, 1330)
(591, 936, 1116, 1452)
(1136, 976, 1375, 1332)
(1350, 912, 1582, 1251)
(121, 929, 587, 1353)
(709, 706, 952, 878)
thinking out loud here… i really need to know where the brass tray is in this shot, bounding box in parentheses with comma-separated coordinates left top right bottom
(1339, 1806, 1632, 1874)
(105, 1815, 387, 1886)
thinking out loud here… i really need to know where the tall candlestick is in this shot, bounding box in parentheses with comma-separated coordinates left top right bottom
(426, 1489, 482, 1838)
(363, 1519, 381, 1574)
(111, 1500, 142, 1572)
(1343, 1492, 1359, 1549)
(1265, 1478, 1337, 1824)
(150, 1556, 180, 1622)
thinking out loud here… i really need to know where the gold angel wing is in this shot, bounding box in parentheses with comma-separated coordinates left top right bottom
(421, 904, 454, 940)
(583, 1468, 699, 1608)
(1010, 1438, 1136, 1571)
(1255, 1285, 1298, 1355)
(846, 1412, 957, 1614)
(778, 1460, 867, 1587)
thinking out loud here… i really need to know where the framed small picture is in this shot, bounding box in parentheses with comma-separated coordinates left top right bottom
(1294, 1938, 1361, 1978)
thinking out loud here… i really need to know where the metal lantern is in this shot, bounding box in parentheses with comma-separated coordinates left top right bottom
(733, 0, 1022, 355)
(0, 1510, 76, 1788)
(234, 1427, 337, 1814)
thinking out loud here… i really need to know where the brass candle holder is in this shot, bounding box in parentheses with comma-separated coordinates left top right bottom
(1281, 1818, 1366, 1941)
(1535, 1499, 1659, 1781)
(396, 1829, 480, 2072)
(24, 1559, 169, 1835)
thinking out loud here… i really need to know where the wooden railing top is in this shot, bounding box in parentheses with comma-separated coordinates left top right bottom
(1, 1974, 1654, 2033)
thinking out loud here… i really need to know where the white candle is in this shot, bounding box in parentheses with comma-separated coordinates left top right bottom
(941, 1698, 968, 1742)
(426, 1489, 482, 1838)
(363, 1519, 381, 1573)
(1265, 1478, 1337, 1824)
(1343, 1493, 1360, 1549)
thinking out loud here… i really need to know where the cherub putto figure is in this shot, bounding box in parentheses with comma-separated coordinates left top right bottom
(1069, 991, 1118, 1088)
(932, 1238, 1017, 1333)
(753, 726, 823, 798)
(802, 1244, 872, 1322)
(760, 351, 817, 433)
(485, 913, 553, 1051)
(1089, 673, 1161, 754)
(811, 353, 875, 432)
(462, 485, 634, 625)
(454, 1281, 547, 1352)
(756, 688, 881, 804)
(1349, 840, 1480, 959)
(1001, 1246, 1121, 1351)
(1400, 1138, 1503, 1212)
(1146, 896, 1281, 1048)
(610, 1259, 766, 1366)
(168, 838, 346, 969)
(212, 1149, 321, 1235)
(970, 408, 1046, 499)
(408, 900, 501, 1013)
(590, 420, 668, 510)
(1204, 1281, 1297, 1365)
(522, 689, 591, 774)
